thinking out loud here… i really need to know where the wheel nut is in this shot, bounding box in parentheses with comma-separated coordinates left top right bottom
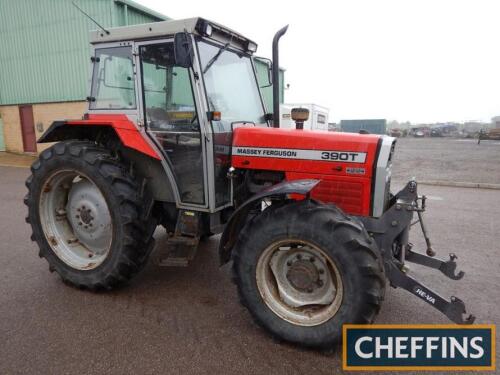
(319, 269, 324, 274)
(78, 222, 82, 226)
(309, 256, 315, 262)
(307, 288, 313, 293)
(296, 254, 302, 260)
(286, 260, 292, 266)
(88, 253, 93, 258)
(317, 280, 324, 287)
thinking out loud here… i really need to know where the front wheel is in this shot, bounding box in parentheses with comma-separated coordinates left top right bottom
(25, 141, 157, 290)
(232, 200, 385, 349)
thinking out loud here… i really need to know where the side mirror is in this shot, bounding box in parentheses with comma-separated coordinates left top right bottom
(254, 57, 273, 88)
(174, 32, 193, 68)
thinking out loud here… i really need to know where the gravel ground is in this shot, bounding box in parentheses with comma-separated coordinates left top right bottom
(391, 137, 500, 185)
(0, 138, 499, 374)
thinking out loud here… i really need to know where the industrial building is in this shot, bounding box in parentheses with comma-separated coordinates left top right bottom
(340, 119, 387, 135)
(492, 116, 500, 129)
(0, 0, 283, 154)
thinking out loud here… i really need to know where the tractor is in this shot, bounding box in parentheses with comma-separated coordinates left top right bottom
(25, 17, 474, 349)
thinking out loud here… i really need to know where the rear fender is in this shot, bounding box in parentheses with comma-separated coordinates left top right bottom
(38, 117, 182, 203)
(219, 179, 320, 265)
(38, 116, 160, 160)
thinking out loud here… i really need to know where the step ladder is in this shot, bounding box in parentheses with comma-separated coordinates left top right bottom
(158, 210, 201, 267)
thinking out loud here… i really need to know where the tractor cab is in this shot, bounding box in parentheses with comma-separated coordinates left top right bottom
(87, 18, 268, 211)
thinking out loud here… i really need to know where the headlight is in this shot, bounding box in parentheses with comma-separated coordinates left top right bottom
(204, 24, 213, 36)
(246, 41, 257, 53)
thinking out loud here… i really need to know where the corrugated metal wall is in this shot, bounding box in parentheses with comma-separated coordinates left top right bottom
(0, 0, 163, 106)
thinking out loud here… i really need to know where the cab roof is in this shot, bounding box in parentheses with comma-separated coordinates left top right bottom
(90, 17, 257, 53)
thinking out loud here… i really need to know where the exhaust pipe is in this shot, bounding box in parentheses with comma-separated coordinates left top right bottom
(272, 25, 288, 128)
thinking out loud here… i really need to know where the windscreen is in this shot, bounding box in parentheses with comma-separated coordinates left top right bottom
(198, 41, 266, 131)
(198, 41, 266, 206)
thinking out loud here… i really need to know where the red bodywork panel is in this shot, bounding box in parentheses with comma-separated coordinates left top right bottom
(66, 114, 160, 159)
(232, 127, 382, 216)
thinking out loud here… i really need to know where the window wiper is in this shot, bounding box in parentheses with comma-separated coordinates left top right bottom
(203, 43, 230, 74)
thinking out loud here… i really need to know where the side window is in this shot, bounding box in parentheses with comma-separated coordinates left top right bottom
(90, 46, 136, 110)
(142, 64, 197, 130)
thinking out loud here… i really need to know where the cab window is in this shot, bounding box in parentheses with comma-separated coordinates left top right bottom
(90, 46, 136, 109)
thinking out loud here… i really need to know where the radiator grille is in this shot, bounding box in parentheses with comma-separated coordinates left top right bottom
(311, 180, 364, 215)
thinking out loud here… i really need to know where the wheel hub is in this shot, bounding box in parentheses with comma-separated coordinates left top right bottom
(286, 259, 319, 292)
(79, 206, 93, 225)
(268, 247, 337, 308)
(67, 179, 112, 254)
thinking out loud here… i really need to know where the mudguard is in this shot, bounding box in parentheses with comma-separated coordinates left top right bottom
(219, 179, 320, 264)
(38, 114, 160, 160)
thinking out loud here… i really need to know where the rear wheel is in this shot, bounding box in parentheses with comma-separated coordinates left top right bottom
(25, 141, 157, 290)
(232, 200, 385, 349)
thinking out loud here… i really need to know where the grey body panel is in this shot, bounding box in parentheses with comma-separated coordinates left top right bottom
(121, 148, 175, 202)
(90, 17, 256, 54)
(372, 136, 396, 217)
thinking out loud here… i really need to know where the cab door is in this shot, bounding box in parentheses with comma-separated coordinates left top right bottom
(137, 41, 209, 208)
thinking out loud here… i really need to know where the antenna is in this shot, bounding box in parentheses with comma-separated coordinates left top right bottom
(72, 1, 110, 35)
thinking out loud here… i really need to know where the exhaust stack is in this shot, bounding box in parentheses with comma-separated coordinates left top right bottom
(272, 25, 288, 128)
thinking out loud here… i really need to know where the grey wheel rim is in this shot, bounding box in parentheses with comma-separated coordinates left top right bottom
(38, 170, 112, 270)
(256, 239, 344, 326)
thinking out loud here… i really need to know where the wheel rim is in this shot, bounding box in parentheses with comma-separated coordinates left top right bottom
(38, 170, 113, 270)
(256, 239, 343, 326)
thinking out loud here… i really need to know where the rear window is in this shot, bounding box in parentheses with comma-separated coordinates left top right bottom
(90, 46, 136, 110)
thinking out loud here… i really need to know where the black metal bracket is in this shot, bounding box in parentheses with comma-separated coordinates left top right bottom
(386, 262, 475, 324)
(361, 180, 475, 325)
(405, 249, 465, 280)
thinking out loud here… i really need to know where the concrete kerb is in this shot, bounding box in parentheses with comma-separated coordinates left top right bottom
(419, 180, 500, 190)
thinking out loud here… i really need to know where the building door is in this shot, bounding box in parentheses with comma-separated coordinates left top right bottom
(19, 105, 36, 153)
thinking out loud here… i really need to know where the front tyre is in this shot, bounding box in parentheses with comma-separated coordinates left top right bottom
(25, 141, 157, 290)
(232, 200, 385, 349)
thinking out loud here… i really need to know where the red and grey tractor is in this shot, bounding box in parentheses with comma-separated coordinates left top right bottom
(25, 17, 474, 349)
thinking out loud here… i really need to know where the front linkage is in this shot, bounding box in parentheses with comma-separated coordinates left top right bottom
(360, 180, 475, 324)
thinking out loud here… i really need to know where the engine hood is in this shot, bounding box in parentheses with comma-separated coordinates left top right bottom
(231, 127, 385, 178)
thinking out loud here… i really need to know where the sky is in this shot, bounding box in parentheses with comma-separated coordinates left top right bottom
(138, 0, 499, 124)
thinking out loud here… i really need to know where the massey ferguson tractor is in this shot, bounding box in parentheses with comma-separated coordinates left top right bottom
(25, 17, 474, 349)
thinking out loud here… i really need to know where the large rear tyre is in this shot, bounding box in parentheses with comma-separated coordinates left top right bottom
(24, 141, 157, 290)
(232, 200, 385, 349)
